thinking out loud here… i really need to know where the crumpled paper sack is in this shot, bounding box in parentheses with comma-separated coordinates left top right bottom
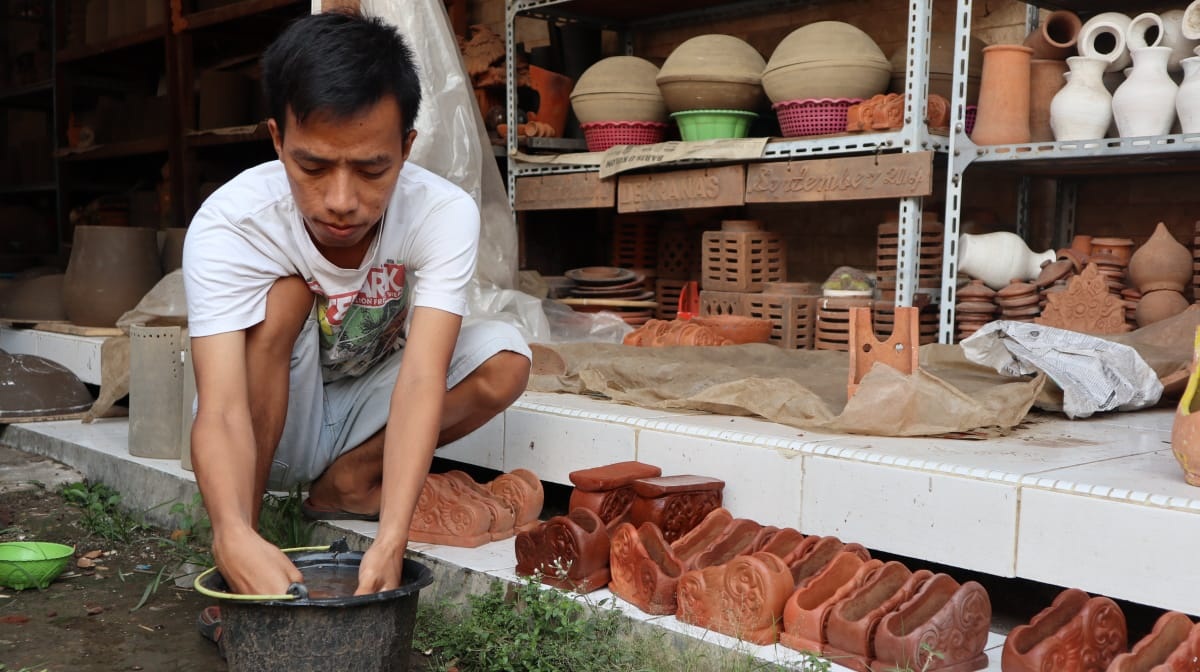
(84, 271, 187, 422)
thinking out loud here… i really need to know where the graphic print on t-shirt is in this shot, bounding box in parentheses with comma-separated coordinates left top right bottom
(309, 260, 409, 379)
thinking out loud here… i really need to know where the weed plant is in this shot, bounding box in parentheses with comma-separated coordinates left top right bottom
(59, 481, 150, 543)
(258, 485, 314, 549)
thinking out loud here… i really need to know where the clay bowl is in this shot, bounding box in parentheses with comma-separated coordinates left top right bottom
(571, 56, 667, 124)
(690, 315, 773, 344)
(656, 35, 766, 112)
(763, 21, 891, 103)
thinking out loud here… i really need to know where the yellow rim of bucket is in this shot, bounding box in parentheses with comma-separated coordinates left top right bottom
(193, 545, 332, 601)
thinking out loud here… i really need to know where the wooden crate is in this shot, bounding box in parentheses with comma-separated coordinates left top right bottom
(701, 222, 786, 292)
(744, 283, 821, 350)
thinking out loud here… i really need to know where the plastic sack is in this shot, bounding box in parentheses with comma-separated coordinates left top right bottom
(116, 269, 188, 332)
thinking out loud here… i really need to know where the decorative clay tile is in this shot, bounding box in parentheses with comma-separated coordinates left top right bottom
(515, 507, 611, 593)
(1001, 587, 1126, 672)
(779, 552, 879, 654)
(630, 475, 725, 543)
(1109, 611, 1194, 672)
(872, 573, 991, 672)
(676, 552, 795, 645)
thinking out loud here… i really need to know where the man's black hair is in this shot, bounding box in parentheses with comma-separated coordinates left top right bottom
(262, 10, 422, 136)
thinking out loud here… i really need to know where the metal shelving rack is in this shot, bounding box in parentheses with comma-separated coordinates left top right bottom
(504, 0, 945, 309)
(940, 0, 1200, 343)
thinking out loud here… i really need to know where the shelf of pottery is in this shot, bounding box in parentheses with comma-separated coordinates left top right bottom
(503, 0, 959, 309)
(940, 0, 1200, 342)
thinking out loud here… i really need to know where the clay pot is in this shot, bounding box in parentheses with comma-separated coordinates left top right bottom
(568, 461, 663, 530)
(1178, 56, 1200, 133)
(656, 35, 766, 112)
(1128, 222, 1191, 293)
(570, 56, 667, 124)
(1108, 611, 1195, 671)
(762, 22, 890, 103)
(1090, 236, 1135, 264)
(1051, 57, 1113, 141)
(160, 227, 187, 274)
(528, 65, 573, 137)
(1112, 47, 1178, 137)
(779, 552, 874, 653)
(689, 315, 773, 344)
(629, 475, 724, 543)
(874, 574, 992, 672)
(1002, 587, 1127, 672)
(1030, 59, 1069, 142)
(515, 508, 611, 593)
(676, 552, 794, 645)
(958, 231, 1055, 289)
(0, 351, 94, 421)
(971, 45, 1035, 145)
(1079, 12, 1133, 73)
(1023, 10, 1083, 60)
(0, 273, 67, 322)
(608, 521, 685, 615)
(889, 33, 986, 105)
(63, 225, 162, 327)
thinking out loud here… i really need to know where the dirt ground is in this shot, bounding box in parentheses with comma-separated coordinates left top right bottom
(0, 485, 227, 672)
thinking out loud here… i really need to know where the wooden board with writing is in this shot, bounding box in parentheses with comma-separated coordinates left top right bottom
(514, 172, 615, 211)
(744, 152, 933, 204)
(617, 165, 745, 213)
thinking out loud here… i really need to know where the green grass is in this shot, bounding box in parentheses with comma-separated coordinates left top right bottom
(258, 485, 314, 549)
(59, 481, 151, 543)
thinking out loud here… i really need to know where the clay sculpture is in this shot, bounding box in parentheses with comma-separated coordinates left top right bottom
(824, 563, 934, 670)
(568, 461, 663, 530)
(485, 468, 544, 532)
(1156, 620, 1200, 671)
(676, 552, 795, 645)
(608, 520, 685, 615)
(1036, 264, 1132, 334)
(872, 573, 991, 672)
(515, 508, 611, 593)
(1001, 587, 1126, 672)
(629, 475, 725, 543)
(787, 535, 871, 587)
(1108, 610, 1194, 672)
(623, 318, 734, 346)
(409, 469, 543, 547)
(780, 552, 879, 654)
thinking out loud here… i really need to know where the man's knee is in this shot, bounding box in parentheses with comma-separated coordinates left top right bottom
(246, 276, 314, 358)
(472, 351, 531, 412)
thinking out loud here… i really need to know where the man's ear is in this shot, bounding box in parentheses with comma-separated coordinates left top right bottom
(267, 118, 283, 157)
(401, 129, 417, 161)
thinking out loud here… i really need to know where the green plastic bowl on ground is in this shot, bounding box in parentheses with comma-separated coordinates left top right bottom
(0, 541, 75, 590)
(671, 109, 758, 141)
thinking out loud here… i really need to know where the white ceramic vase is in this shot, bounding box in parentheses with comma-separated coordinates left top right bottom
(1113, 46, 1179, 137)
(958, 232, 1056, 290)
(1051, 57, 1114, 141)
(1178, 56, 1200, 132)
(1149, 10, 1198, 71)
(1183, 0, 1200, 40)
(1079, 12, 1132, 73)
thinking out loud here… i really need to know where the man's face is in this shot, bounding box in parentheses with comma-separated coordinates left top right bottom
(268, 96, 416, 258)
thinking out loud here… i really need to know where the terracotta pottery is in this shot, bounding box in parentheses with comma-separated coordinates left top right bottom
(757, 527, 808, 563)
(409, 473, 501, 547)
(570, 56, 667, 124)
(160, 227, 187, 273)
(1030, 59, 1069, 142)
(889, 33, 986, 105)
(669, 507, 735, 565)
(1158, 621, 1200, 670)
(656, 34, 766, 113)
(0, 350, 94, 421)
(1129, 222, 1192, 293)
(787, 535, 871, 587)
(1002, 587, 1127, 672)
(1079, 12, 1133, 73)
(63, 225, 162, 327)
(1051, 57, 1114, 141)
(1090, 237, 1135, 264)
(1070, 234, 1094, 257)
(779, 552, 877, 654)
(971, 45, 1035, 146)
(1172, 326, 1200, 486)
(0, 273, 67, 322)
(824, 564, 932, 663)
(568, 461, 663, 530)
(607, 521, 685, 615)
(676, 552, 794, 645)
(689, 518, 774, 572)
(440, 471, 516, 540)
(527, 65, 573, 137)
(623, 319, 735, 347)
(1024, 10, 1083, 60)
(515, 508, 611, 593)
(762, 22, 891, 103)
(1037, 264, 1132, 333)
(873, 574, 992, 672)
(689, 315, 773, 344)
(630, 475, 724, 543)
(1113, 47, 1178, 137)
(486, 468, 544, 532)
(1108, 611, 1194, 672)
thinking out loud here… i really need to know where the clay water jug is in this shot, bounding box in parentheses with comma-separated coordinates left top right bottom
(63, 225, 162, 327)
(1079, 12, 1132, 72)
(1050, 57, 1113, 141)
(971, 45, 1034, 145)
(1029, 59, 1068, 142)
(1143, 9, 1199, 71)
(1177, 56, 1200, 132)
(1113, 46, 1178, 137)
(958, 232, 1056, 290)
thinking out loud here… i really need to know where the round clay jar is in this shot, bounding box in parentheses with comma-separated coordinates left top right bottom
(570, 56, 667, 124)
(762, 21, 891, 103)
(656, 34, 767, 112)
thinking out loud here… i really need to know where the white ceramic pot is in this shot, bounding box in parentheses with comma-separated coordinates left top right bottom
(1126, 12, 1165, 51)
(1079, 12, 1133, 73)
(1184, 0, 1200, 40)
(1178, 56, 1200, 132)
(1050, 57, 1113, 141)
(1155, 10, 1198, 71)
(1113, 46, 1179, 137)
(958, 232, 1055, 290)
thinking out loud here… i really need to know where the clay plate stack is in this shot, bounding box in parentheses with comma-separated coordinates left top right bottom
(562, 266, 657, 327)
(996, 279, 1040, 322)
(815, 295, 873, 351)
(955, 279, 997, 340)
(1088, 251, 1129, 296)
(876, 217, 944, 300)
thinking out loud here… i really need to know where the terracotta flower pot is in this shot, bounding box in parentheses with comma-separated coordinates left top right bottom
(1023, 10, 1083, 60)
(63, 225, 163, 327)
(971, 45, 1035, 146)
(1002, 587, 1127, 672)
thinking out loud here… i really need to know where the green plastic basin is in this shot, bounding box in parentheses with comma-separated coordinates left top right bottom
(671, 109, 758, 141)
(0, 541, 75, 590)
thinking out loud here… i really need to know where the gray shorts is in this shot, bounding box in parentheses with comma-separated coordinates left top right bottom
(269, 318, 531, 490)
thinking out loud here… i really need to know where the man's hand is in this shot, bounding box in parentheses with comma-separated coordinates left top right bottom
(355, 535, 405, 595)
(212, 526, 303, 596)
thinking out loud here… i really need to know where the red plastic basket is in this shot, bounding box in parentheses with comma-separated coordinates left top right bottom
(773, 98, 861, 137)
(581, 121, 669, 152)
(965, 106, 977, 136)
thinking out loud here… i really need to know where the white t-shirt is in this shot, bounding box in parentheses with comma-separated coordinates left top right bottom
(183, 160, 479, 381)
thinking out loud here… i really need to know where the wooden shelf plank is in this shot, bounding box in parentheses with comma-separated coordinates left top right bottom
(57, 24, 166, 63)
(0, 79, 52, 104)
(56, 137, 168, 161)
(181, 0, 306, 32)
(187, 122, 272, 147)
(0, 182, 55, 196)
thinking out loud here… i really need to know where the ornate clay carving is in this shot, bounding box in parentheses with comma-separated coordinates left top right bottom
(780, 552, 880, 654)
(1001, 587, 1127, 672)
(676, 552, 795, 645)
(1108, 611, 1194, 672)
(788, 535, 872, 587)
(441, 471, 516, 538)
(1036, 263, 1132, 334)
(824, 563, 932, 664)
(873, 574, 992, 672)
(487, 468, 545, 532)
(608, 521, 685, 615)
(1157, 620, 1200, 671)
(569, 461, 663, 531)
(409, 473, 497, 547)
(629, 475, 725, 543)
(515, 507, 611, 593)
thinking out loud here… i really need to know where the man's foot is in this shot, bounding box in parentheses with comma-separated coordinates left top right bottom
(300, 498, 380, 522)
(197, 605, 225, 658)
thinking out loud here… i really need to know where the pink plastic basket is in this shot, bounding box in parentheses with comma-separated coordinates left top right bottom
(773, 98, 861, 137)
(965, 106, 978, 136)
(581, 121, 669, 152)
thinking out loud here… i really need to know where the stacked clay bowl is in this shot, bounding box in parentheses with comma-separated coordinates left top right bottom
(657, 33, 765, 115)
(763, 21, 891, 103)
(955, 279, 997, 340)
(996, 279, 1041, 322)
(888, 33, 987, 105)
(571, 56, 669, 151)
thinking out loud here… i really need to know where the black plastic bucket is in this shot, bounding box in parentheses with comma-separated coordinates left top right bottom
(195, 541, 433, 672)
